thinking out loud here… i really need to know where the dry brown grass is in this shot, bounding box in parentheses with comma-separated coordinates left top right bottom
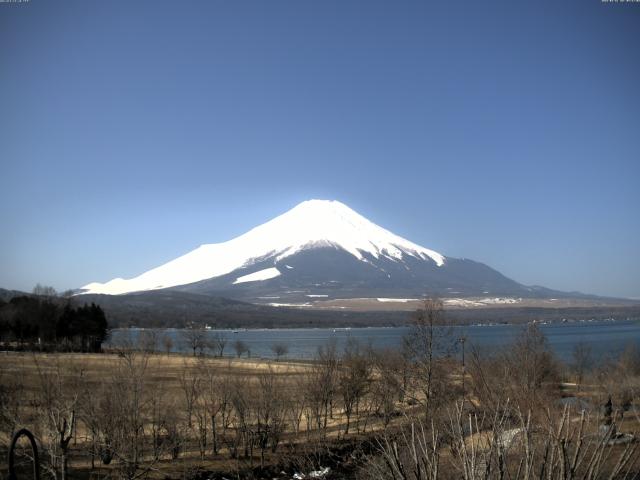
(0, 350, 407, 479)
(0, 350, 316, 434)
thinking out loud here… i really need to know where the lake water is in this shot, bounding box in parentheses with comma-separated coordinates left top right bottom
(107, 319, 640, 363)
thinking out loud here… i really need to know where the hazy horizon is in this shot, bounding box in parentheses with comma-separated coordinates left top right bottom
(1, 1, 639, 298)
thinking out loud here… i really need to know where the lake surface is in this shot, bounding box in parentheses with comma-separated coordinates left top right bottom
(107, 319, 640, 363)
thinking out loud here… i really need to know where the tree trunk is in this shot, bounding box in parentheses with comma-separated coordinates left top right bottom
(61, 451, 67, 480)
(211, 415, 218, 455)
(344, 411, 351, 436)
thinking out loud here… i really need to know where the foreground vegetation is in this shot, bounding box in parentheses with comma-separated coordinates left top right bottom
(1, 300, 639, 479)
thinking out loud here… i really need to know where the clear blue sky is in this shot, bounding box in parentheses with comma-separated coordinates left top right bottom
(1, 1, 639, 298)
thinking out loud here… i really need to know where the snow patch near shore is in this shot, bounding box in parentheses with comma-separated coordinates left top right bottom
(377, 298, 420, 303)
(444, 297, 522, 307)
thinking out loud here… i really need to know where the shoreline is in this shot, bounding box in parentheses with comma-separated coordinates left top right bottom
(114, 316, 640, 331)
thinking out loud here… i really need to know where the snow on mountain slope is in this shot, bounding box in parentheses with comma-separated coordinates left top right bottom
(233, 267, 281, 285)
(80, 199, 445, 295)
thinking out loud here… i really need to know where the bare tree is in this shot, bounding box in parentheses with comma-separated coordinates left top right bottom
(619, 341, 640, 375)
(255, 366, 287, 467)
(77, 368, 112, 471)
(33, 283, 58, 298)
(162, 334, 174, 355)
(338, 339, 371, 435)
(468, 325, 559, 420)
(152, 377, 181, 463)
(367, 418, 441, 480)
(138, 329, 158, 353)
(370, 348, 405, 428)
(181, 324, 207, 356)
(271, 342, 289, 361)
(0, 360, 24, 450)
(199, 360, 232, 455)
(210, 332, 227, 357)
(102, 348, 157, 480)
(506, 323, 560, 415)
(228, 376, 252, 460)
(32, 356, 77, 480)
(467, 345, 505, 414)
(288, 374, 308, 435)
(368, 401, 639, 480)
(572, 341, 593, 386)
(307, 339, 339, 436)
(179, 360, 202, 429)
(403, 298, 456, 418)
(233, 340, 249, 358)
(595, 343, 640, 427)
(191, 365, 209, 460)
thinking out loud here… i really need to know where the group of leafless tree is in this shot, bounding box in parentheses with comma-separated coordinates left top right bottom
(0, 336, 413, 479)
(1, 298, 638, 480)
(133, 326, 228, 358)
(366, 300, 640, 480)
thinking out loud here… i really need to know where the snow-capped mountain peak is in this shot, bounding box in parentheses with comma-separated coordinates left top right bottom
(80, 199, 445, 295)
(243, 199, 444, 265)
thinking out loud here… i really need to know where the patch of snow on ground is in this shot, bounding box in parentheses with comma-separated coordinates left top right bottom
(444, 299, 485, 307)
(233, 267, 281, 284)
(267, 302, 313, 308)
(309, 467, 331, 478)
(444, 297, 522, 307)
(306, 294, 329, 298)
(377, 298, 421, 303)
(478, 297, 522, 304)
(293, 467, 331, 479)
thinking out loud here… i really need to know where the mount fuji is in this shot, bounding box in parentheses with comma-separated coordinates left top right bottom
(80, 200, 573, 304)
